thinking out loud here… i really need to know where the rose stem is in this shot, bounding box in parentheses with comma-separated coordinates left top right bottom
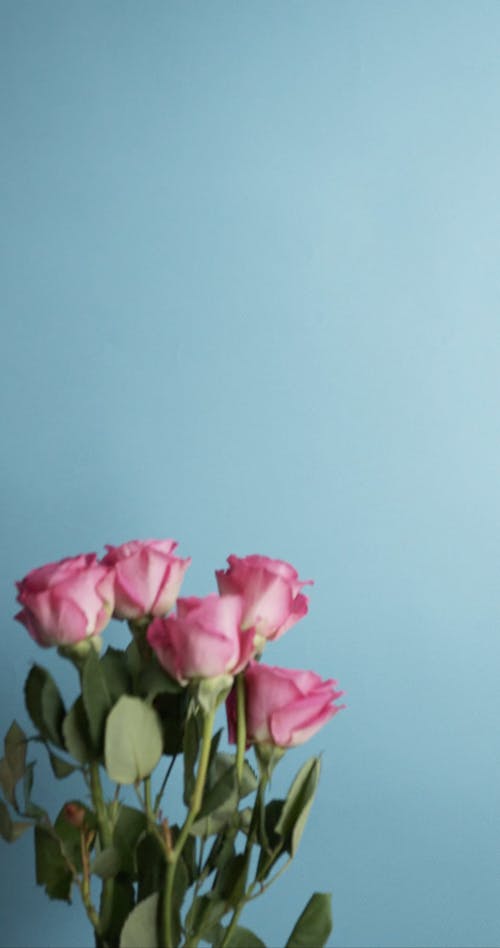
(162, 705, 216, 948)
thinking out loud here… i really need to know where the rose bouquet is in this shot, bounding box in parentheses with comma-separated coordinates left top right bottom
(1, 540, 344, 948)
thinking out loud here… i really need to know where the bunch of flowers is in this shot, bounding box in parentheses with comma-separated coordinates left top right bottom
(1, 539, 344, 948)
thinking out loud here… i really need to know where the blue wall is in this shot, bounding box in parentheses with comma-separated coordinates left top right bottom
(1, 2, 499, 946)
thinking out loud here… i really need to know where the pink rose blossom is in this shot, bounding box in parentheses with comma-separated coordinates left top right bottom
(227, 661, 344, 748)
(102, 539, 191, 620)
(216, 554, 312, 644)
(15, 554, 114, 648)
(147, 594, 255, 684)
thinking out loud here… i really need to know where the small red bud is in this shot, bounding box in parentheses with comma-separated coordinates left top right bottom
(64, 802, 86, 828)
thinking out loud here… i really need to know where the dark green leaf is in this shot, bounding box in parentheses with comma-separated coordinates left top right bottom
(113, 805, 147, 875)
(120, 892, 159, 948)
(25, 666, 65, 748)
(105, 696, 163, 784)
(106, 875, 135, 944)
(62, 697, 93, 763)
(0, 801, 13, 841)
(185, 896, 226, 944)
(10, 820, 32, 841)
(256, 798, 286, 880)
(199, 760, 236, 819)
(91, 847, 121, 879)
(223, 926, 265, 948)
(34, 825, 73, 901)
(101, 647, 131, 701)
(276, 757, 321, 857)
(48, 751, 78, 779)
(137, 832, 165, 901)
(0, 758, 16, 807)
(214, 851, 249, 907)
(82, 648, 114, 751)
(126, 639, 142, 679)
(285, 892, 333, 948)
(154, 691, 188, 756)
(4, 721, 27, 782)
(138, 657, 183, 698)
(22, 762, 47, 821)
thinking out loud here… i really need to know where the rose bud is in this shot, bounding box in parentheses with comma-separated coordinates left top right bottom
(227, 661, 344, 748)
(63, 802, 86, 829)
(15, 554, 114, 648)
(102, 539, 191, 620)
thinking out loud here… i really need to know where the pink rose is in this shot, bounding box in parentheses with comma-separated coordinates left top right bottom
(227, 661, 344, 748)
(216, 554, 312, 644)
(102, 539, 191, 620)
(15, 554, 114, 648)
(147, 594, 255, 684)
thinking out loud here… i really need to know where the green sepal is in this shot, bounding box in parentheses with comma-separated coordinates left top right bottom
(120, 892, 159, 948)
(24, 665, 66, 748)
(285, 892, 333, 948)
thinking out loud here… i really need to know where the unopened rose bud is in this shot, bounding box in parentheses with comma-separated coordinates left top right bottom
(64, 802, 86, 828)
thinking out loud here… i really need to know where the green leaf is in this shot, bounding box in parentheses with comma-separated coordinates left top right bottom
(106, 875, 135, 944)
(100, 647, 132, 700)
(199, 760, 236, 819)
(24, 666, 65, 748)
(137, 832, 165, 901)
(34, 825, 73, 901)
(48, 751, 78, 779)
(256, 798, 286, 880)
(4, 721, 27, 782)
(113, 805, 147, 875)
(0, 758, 16, 807)
(214, 850, 249, 907)
(82, 648, 114, 751)
(0, 801, 12, 840)
(224, 927, 265, 948)
(91, 847, 122, 879)
(153, 691, 188, 756)
(138, 656, 183, 698)
(62, 697, 93, 763)
(0, 802, 31, 843)
(105, 696, 163, 784)
(285, 892, 333, 948)
(276, 757, 321, 856)
(185, 896, 226, 944)
(120, 892, 159, 948)
(22, 762, 47, 821)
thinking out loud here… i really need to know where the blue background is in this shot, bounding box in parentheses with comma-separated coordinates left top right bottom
(1, 2, 499, 946)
